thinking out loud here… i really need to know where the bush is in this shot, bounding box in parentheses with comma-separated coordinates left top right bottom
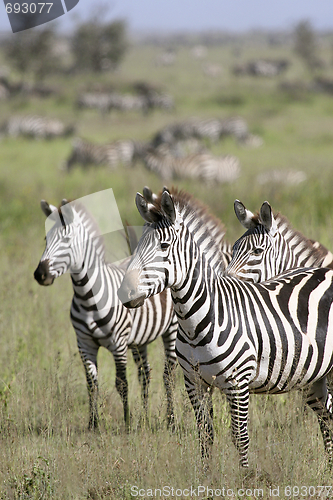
(71, 20, 128, 72)
(3, 27, 60, 83)
(294, 20, 321, 71)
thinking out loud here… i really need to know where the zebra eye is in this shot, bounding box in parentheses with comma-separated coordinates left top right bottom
(160, 242, 170, 251)
(253, 247, 264, 255)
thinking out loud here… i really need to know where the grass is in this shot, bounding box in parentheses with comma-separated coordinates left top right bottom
(1, 36, 333, 498)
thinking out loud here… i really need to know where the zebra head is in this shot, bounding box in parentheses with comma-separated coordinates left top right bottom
(226, 199, 279, 282)
(118, 190, 184, 308)
(34, 200, 86, 286)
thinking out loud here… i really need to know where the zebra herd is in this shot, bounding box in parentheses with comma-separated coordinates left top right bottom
(0, 113, 263, 184)
(76, 90, 174, 115)
(35, 186, 333, 469)
(233, 58, 290, 77)
(62, 115, 263, 183)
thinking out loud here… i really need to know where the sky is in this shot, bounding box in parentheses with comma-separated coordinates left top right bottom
(1, 0, 333, 35)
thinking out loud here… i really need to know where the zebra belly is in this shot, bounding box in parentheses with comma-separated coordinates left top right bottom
(249, 331, 333, 393)
(177, 326, 333, 393)
(176, 339, 257, 389)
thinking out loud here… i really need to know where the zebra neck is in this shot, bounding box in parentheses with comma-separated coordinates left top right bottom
(70, 247, 109, 299)
(171, 252, 215, 341)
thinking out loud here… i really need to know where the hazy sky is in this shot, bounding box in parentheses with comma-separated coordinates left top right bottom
(1, 0, 333, 35)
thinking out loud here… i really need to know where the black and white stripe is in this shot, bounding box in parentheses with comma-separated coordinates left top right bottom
(142, 145, 240, 183)
(34, 199, 178, 429)
(119, 188, 333, 467)
(152, 116, 249, 147)
(65, 137, 142, 171)
(77, 91, 174, 115)
(227, 200, 333, 282)
(3, 114, 74, 139)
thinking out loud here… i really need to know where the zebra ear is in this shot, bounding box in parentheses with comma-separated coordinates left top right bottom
(143, 186, 157, 204)
(136, 193, 160, 223)
(61, 202, 75, 225)
(61, 199, 69, 206)
(234, 200, 257, 229)
(40, 200, 57, 218)
(260, 201, 277, 235)
(161, 191, 176, 224)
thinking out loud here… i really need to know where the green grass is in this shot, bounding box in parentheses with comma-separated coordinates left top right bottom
(1, 39, 333, 498)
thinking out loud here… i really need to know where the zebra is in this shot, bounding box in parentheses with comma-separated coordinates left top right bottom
(3, 114, 75, 139)
(226, 199, 333, 283)
(76, 92, 115, 115)
(256, 169, 307, 186)
(142, 145, 240, 183)
(34, 199, 178, 429)
(65, 137, 143, 172)
(233, 59, 289, 77)
(152, 116, 249, 147)
(142, 185, 233, 266)
(142, 91, 174, 113)
(76, 92, 146, 114)
(118, 187, 333, 467)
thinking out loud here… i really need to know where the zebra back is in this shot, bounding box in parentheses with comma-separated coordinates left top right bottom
(5, 115, 75, 139)
(142, 145, 240, 184)
(65, 137, 138, 171)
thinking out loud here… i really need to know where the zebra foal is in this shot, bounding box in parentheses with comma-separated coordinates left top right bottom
(34, 199, 178, 429)
(227, 199, 333, 282)
(118, 187, 333, 467)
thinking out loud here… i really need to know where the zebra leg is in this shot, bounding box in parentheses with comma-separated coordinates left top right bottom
(185, 374, 214, 460)
(114, 359, 130, 430)
(225, 385, 250, 468)
(162, 325, 178, 428)
(77, 340, 99, 430)
(131, 345, 151, 420)
(306, 377, 333, 466)
(65, 152, 76, 172)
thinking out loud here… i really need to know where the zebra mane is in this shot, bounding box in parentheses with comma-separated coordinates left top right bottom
(149, 187, 229, 269)
(249, 210, 333, 268)
(55, 200, 133, 264)
(274, 212, 333, 267)
(59, 199, 105, 246)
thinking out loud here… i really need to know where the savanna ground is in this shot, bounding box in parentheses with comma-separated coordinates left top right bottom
(1, 34, 333, 499)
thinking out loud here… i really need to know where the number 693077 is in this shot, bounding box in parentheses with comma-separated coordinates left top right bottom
(5, 3, 53, 14)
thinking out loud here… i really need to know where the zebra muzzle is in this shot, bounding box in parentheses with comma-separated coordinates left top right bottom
(118, 269, 146, 308)
(34, 260, 55, 286)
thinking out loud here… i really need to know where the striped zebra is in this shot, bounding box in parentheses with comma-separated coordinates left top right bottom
(3, 114, 75, 139)
(256, 169, 307, 186)
(142, 186, 233, 266)
(118, 188, 333, 467)
(152, 116, 249, 147)
(142, 145, 240, 183)
(77, 91, 173, 115)
(76, 92, 115, 115)
(233, 59, 289, 77)
(227, 200, 333, 282)
(65, 137, 142, 172)
(34, 199, 178, 429)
